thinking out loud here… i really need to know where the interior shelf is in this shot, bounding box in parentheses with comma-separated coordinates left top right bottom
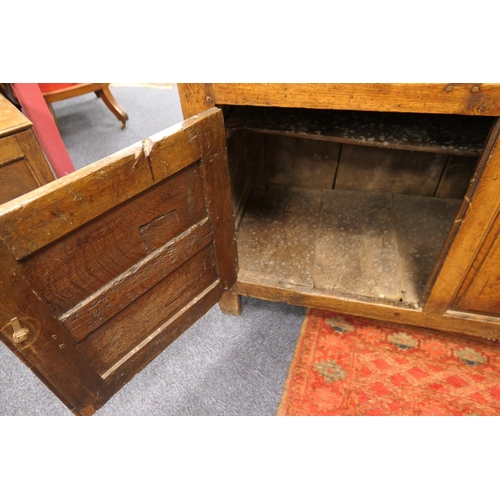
(236, 186, 462, 307)
(225, 107, 494, 157)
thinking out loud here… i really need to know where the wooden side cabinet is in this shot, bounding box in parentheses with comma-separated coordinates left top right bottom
(0, 95, 56, 204)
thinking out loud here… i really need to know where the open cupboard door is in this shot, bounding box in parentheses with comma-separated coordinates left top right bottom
(0, 108, 237, 415)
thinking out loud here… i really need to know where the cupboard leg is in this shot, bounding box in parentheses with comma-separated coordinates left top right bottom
(219, 289, 242, 316)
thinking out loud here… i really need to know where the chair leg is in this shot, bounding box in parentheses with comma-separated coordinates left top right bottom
(95, 84, 129, 128)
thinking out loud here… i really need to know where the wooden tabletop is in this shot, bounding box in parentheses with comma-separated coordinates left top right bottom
(0, 94, 32, 138)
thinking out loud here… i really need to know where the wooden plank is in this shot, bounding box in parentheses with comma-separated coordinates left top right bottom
(424, 119, 500, 314)
(0, 113, 206, 260)
(195, 108, 238, 291)
(233, 278, 500, 340)
(274, 188, 322, 287)
(177, 83, 215, 119)
(314, 190, 400, 301)
(434, 155, 478, 199)
(226, 130, 264, 226)
(21, 164, 207, 316)
(145, 122, 200, 182)
(0, 134, 24, 164)
(0, 158, 40, 204)
(456, 229, 500, 315)
(226, 107, 492, 157)
(16, 129, 56, 186)
(78, 244, 218, 376)
(213, 83, 500, 116)
(264, 134, 340, 189)
(61, 218, 213, 341)
(103, 279, 224, 396)
(0, 94, 32, 136)
(393, 195, 461, 305)
(335, 144, 447, 195)
(237, 186, 288, 280)
(0, 131, 55, 204)
(0, 243, 107, 414)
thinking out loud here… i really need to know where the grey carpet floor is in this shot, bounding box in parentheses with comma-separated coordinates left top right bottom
(0, 84, 306, 416)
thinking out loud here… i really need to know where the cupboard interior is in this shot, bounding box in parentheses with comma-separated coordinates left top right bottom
(224, 106, 495, 308)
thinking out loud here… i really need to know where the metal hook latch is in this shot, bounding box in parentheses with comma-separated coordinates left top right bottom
(10, 317, 29, 344)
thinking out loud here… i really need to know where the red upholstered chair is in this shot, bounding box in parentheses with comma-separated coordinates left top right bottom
(38, 83, 129, 129)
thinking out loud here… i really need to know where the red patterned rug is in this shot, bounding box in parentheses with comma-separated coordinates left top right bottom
(277, 309, 500, 416)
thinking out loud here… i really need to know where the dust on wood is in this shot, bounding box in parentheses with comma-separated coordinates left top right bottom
(226, 106, 493, 156)
(393, 195, 461, 304)
(237, 186, 460, 307)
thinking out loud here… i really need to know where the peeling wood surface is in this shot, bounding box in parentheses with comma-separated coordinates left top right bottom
(212, 83, 500, 116)
(237, 187, 459, 307)
(226, 107, 493, 156)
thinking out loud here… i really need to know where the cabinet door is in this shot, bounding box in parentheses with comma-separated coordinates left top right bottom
(0, 108, 237, 415)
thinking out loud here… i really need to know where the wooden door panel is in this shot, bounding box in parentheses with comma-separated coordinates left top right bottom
(20, 163, 208, 316)
(0, 108, 237, 415)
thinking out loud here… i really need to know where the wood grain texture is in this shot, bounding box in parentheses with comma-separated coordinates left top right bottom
(0, 128, 55, 204)
(335, 145, 447, 196)
(0, 243, 107, 414)
(218, 288, 242, 316)
(212, 83, 500, 116)
(78, 244, 218, 375)
(434, 155, 478, 199)
(0, 113, 208, 260)
(456, 234, 500, 315)
(0, 107, 236, 414)
(177, 83, 215, 119)
(102, 279, 224, 397)
(233, 278, 500, 340)
(21, 164, 207, 315)
(0, 94, 32, 136)
(61, 218, 213, 341)
(195, 109, 238, 290)
(0, 134, 23, 164)
(0, 158, 40, 204)
(424, 119, 500, 314)
(264, 134, 340, 189)
(226, 130, 265, 227)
